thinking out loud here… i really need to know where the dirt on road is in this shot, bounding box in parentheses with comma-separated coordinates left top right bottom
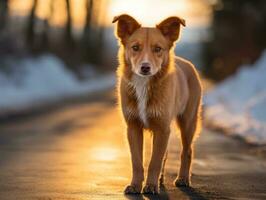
(0, 91, 266, 200)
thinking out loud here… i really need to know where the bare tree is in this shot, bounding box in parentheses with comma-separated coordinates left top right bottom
(65, 0, 74, 47)
(0, 0, 8, 31)
(83, 0, 93, 38)
(82, 0, 106, 65)
(40, 0, 55, 50)
(26, 0, 38, 46)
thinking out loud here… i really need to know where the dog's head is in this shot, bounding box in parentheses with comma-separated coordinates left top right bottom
(113, 14, 185, 77)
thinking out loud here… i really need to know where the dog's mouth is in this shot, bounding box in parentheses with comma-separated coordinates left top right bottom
(135, 70, 154, 77)
(139, 71, 151, 76)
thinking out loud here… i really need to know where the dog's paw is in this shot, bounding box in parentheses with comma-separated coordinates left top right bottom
(174, 177, 190, 187)
(124, 184, 142, 194)
(143, 184, 158, 194)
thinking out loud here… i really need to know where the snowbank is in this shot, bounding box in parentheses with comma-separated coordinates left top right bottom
(204, 51, 266, 145)
(0, 55, 115, 115)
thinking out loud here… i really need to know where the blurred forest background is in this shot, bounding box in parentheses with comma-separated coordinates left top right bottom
(203, 0, 266, 81)
(0, 0, 110, 74)
(0, 0, 265, 79)
(0, 0, 266, 116)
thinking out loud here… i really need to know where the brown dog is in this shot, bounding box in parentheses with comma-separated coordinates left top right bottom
(112, 14, 202, 194)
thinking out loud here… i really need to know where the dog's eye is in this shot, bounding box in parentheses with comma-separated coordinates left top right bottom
(154, 46, 162, 53)
(132, 45, 140, 52)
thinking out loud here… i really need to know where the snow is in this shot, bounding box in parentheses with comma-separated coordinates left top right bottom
(204, 51, 266, 145)
(0, 54, 115, 115)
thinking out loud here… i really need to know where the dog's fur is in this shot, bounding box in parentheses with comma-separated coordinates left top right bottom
(113, 14, 202, 194)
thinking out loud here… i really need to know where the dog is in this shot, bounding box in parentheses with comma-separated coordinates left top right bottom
(112, 14, 202, 194)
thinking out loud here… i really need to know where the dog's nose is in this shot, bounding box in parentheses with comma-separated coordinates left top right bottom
(141, 63, 151, 74)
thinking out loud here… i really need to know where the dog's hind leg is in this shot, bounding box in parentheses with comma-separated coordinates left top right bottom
(159, 150, 168, 186)
(175, 82, 202, 187)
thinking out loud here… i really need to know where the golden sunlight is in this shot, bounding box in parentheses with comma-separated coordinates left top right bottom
(92, 147, 119, 162)
(107, 0, 211, 26)
(9, 0, 210, 28)
(9, 0, 87, 28)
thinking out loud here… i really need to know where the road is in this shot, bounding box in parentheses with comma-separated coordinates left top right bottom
(0, 91, 266, 200)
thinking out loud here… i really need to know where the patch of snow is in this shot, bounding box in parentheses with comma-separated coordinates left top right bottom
(204, 51, 266, 145)
(0, 54, 115, 115)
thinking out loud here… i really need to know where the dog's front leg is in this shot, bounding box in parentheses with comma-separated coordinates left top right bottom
(124, 121, 144, 194)
(143, 126, 170, 194)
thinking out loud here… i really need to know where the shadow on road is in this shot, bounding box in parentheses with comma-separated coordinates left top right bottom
(124, 184, 208, 200)
(179, 186, 208, 200)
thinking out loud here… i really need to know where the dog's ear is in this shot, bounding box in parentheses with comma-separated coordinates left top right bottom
(156, 16, 186, 43)
(112, 14, 141, 44)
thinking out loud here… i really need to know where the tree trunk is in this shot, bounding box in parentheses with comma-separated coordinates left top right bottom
(83, 0, 93, 38)
(65, 0, 74, 47)
(26, 0, 38, 46)
(0, 0, 8, 31)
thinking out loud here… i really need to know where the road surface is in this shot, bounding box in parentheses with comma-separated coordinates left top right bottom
(0, 91, 266, 200)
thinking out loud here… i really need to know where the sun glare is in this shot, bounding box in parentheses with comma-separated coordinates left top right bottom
(108, 0, 188, 26)
(92, 147, 119, 162)
(108, 0, 210, 26)
(9, 0, 210, 28)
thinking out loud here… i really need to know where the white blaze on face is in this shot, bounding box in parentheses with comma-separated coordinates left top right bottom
(132, 75, 149, 126)
(139, 53, 149, 75)
(142, 53, 149, 64)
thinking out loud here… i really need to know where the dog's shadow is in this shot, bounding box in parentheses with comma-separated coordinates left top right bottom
(124, 184, 208, 200)
(178, 186, 208, 200)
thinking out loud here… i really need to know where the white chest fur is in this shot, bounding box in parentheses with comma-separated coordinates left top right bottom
(131, 75, 149, 126)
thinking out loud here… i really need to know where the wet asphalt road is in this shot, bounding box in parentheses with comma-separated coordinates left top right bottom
(0, 92, 266, 200)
